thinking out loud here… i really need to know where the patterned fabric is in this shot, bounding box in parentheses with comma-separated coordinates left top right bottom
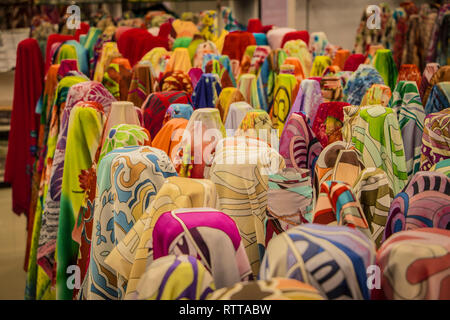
(235, 109, 274, 145)
(224, 102, 253, 131)
(136, 255, 215, 300)
(309, 32, 329, 59)
(127, 64, 154, 108)
(424, 82, 450, 115)
(260, 49, 287, 109)
(205, 59, 234, 88)
(288, 79, 323, 125)
(105, 177, 220, 300)
(164, 104, 193, 124)
(320, 76, 343, 102)
(312, 101, 351, 148)
(216, 88, 245, 122)
(140, 47, 171, 80)
(279, 112, 322, 174)
(207, 136, 286, 276)
(398, 64, 422, 89)
(422, 65, 450, 107)
(152, 208, 253, 289)
(208, 278, 324, 300)
(283, 40, 312, 78)
(192, 73, 222, 109)
(80, 146, 177, 300)
(260, 224, 376, 300)
(238, 73, 261, 109)
(420, 109, 450, 171)
(374, 49, 398, 91)
(313, 181, 371, 238)
(384, 171, 450, 241)
(159, 71, 193, 94)
(310, 56, 332, 77)
(388, 81, 425, 177)
(272, 73, 297, 135)
(343, 64, 384, 105)
(375, 228, 450, 300)
(93, 42, 121, 82)
(431, 158, 450, 177)
(346, 105, 408, 195)
(419, 62, 440, 101)
(353, 168, 393, 248)
(360, 84, 392, 107)
(102, 59, 133, 101)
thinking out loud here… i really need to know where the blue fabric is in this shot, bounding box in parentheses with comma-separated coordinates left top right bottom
(218, 55, 236, 87)
(424, 83, 450, 115)
(202, 54, 221, 72)
(192, 73, 222, 109)
(343, 65, 384, 105)
(253, 33, 268, 46)
(168, 104, 194, 120)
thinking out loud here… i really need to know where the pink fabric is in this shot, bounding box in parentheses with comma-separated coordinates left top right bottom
(188, 68, 203, 89)
(57, 59, 78, 78)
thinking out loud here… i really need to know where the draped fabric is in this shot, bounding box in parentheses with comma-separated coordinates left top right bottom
(343, 64, 385, 105)
(343, 54, 365, 72)
(104, 177, 220, 299)
(141, 91, 192, 139)
(388, 81, 425, 177)
(272, 73, 297, 134)
(261, 49, 287, 108)
(383, 171, 450, 242)
(320, 76, 343, 102)
(375, 228, 450, 300)
(420, 109, 450, 171)
(235, 109, 274, 145)
(424, 82, 450, 115)
(152, 118, 188, 160)
(102, 58, 133, 101)
(207, 136, 285, 276)
(267, 28, 296, 50)
(238, 73, 261, 109)
(56, 103, 105, 300)
(80, 146, 177, 300)
(431, 158, 450, 177)
(312, 101, 351, 148)
(280, 111, 320, 176)
(260, 224, 376, 300)
(140, 47, 171, 81)
(163, 104, 193, 124)
(127, 64, 154, 108)
(192, 73, 222, 109)
(288, 79, 323, 125)
(216, 88, 245, 122)
(419, 62, 440, 100)
(283, 57, 305, 82)
(310, 56, 332, 77)
(93, 42, 121, 82)
(205, 59, 234, 88)
(361, 84, 392, 107)
(283, 40, 312, 78)
(224, 102, 253, 131)
(159, 71, 193, 94)
(332, 49, 350, 70)
(136, 255, 215, 300)
(397, 64, 422, 89)
(208, 278, 324, 300)
(222, 31, 256, 62)
(422, 65, 450, 106)
(152, 209, 253, 289)
(281, 30, 310, 48)
(165, 48, 192, 74)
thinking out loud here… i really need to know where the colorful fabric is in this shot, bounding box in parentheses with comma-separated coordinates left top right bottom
(346, 105, 408, 195)
(283, 57, 305, 82)
(159, 71, 193, 94)
(208, 278, 324, 300)
(420, 109, 450, 171)
(398, 64, 422, 89)
(164, 104, 193, 123)
(105, 176, 220, 299)
(374, 49, 398, 91)
(216, 88, 245, 122)
(136, 255, 215, 300)
(205, 59, 234, 89)
(172, 37, 193, 49)
(238, 73, 261, 109)
(127, 64, 154, 108)
(192, 73, 222, 109)
(102, 59, 133, 101)
(431, 158, 450, 177)
(224, 102, 253, 131)
(419, 62, 440, 101)
(235, 109, 274, 145)
(388, 81, 425, 177)
(343, 64, 385, 106)
(375, 228, 450, 300)
(140, 47, 171, 80)
(281, 30, 310, 48)
(343, 54, 366, 72)
(272, 73, 298, 134)
(320, 76, 343, 102)
(361, 84, 392, 107)
(152, 118, 188, 160)
(424, 82, 450, 115)
(310, 56, 332, 77)
(312, 101, 351, 148)
(283, 40, 312, 78)
(93, 42, 121, 82)
(279, 112, 322, 174)
(422, 65, 450, 107)
(267, 28, 296, 50)
(165, 48, 192, 74)
(80, 146, 177, 300)
(152, 208, 253, 289)
(222, 31, 256, 62)
(193, 41, 219, 69)
(309, 32, 329, 58)
(288, 79, 323, 125)
(260, 49, 287, 108)
(260, 224, 376, 300)
(332, 49, 350, 70)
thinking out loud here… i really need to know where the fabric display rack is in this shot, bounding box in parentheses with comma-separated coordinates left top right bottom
(3, 0, 450, 301)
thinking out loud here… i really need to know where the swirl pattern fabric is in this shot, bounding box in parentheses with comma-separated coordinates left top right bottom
(420, 109, 450, 171)
(260, 224, 376, 300)
(272, 73, 297, 135)
(312, 102, 351, 148)
(80, 146, 177, 300)
(383, 171, 450, 241)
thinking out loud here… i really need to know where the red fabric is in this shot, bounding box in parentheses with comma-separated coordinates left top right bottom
(74, 22, 90, 41)
(158, 21, 173, 38)
(281, 30, 310, 47)
(247, 18, 263, 33)
(117, 28, 169, 67)
(222, 31, 256, 62)
(5, 38, 44, 216)
(343, 54, 366, 72)
(44, 34, 75, 74)
(142, 91, 192, 139)
(261, 25, 274, 34)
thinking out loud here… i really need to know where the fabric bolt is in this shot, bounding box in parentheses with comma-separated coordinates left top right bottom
(136, 255, 215, 300)
(152, 208, 253, 289)
(283, 57, 305, 82)
(375, 228, 450, 300)
(224, 102, 253, 132)
(361, 84, 392, 107)
(310, 56, 332, 77)
(267, 28, 296, 50)
(397, 64, 422, 89)
(431, 158, 450, 177)
(288, 79, 323, 125)
(424, 82, 450, 115)
(420, 109, 450, 171)
(141, 91, 192, 139)
(80, 146, 177, 300)
(422, 65, 450, 107)
(320, 76, 343, 102)
(152, 118, 188, 160)
(208, 278, 324, 300)
(44, 34, 75, 73)
(173, 19, 199, 38)
(216, 87, 246, 122)
(164, 104, 193, 124)
(188, 68, 203, 89)
(249, 46, 271, 76)
(140, 47, 171, 80)
(343, 64, 385, 105)
(205, 59, 234, 89)
(235, 109, 274, 145)
(388, 81, 425, 177)
(192, 73, 222, 109)
(159, 71, 193, 94)
(383, 171, 450, 241)
(332, 49, 350, 70)
(61, 40, 89, 76)
(374, 49, 398, 91)
(272, 73, 298, 135)
(279, 112, 322, 174)
(343, 54, 365, 72)
(172, 37, 193, 49)
(93, 42, 121, 82)
(309, 32, 329, 58)
(283, 40, 312, 78)
(253, 33, 268, 46)
(238, 73, 261, 109)
(312, 101, 351, 148)
(222, 31, 256, 62)
(419, 62, 440, 101)
(259, 224, 376, 300)
(281, 30, 310, 48)
(193, 41, 219, 69)
(260, 49, 287, 109)
(103, 57, 133, 101)
(127, 64, 154, 108)
(165, 48, 192, 74)
(101, 101, 141, 147)
(104, 177, 220, 299)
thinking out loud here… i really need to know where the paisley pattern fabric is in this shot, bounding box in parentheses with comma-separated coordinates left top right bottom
(136, 255, 215, 300)
(152, 208, 253, 289)
(208, 278, 324, 300)
(420, 109, 450, 171)
(159, 71, 193, 94)
(383, 171, 450, 241)
(80, 146, 177, 300)
(375, 228, 450, 300)
(260, 224, 376, 300)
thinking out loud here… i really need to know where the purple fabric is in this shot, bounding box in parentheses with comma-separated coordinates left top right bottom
(288, 79, 323, 125)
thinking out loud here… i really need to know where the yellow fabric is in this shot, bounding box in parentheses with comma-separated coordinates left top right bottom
(172, 19, 199, 38)
(165, 48, 192, 73)
(93, 42, 121, 82)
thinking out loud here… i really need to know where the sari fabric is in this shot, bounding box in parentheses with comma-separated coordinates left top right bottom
(283, 40, 312, 78)
(238, 73, 261, 109)
(361, 84, 392, 107)
(216, 88, 246, 122)
(375, 228, 450, 300)
(343, 64, 385, 105)
(272, 73, 298, 134)
(261, 49, 287, 108)
(419, 62, 440, 101)
(205, 59, 234, 88)
(193, 41, 219, 69)
(192, 73, 222, 109)
(384, 171, 450, 241)
(224, 102, 253, 131)
(312, 101, 351, 148)
(141, 91, 192, 139)
(165, 48, 192, 74)
(152, 208, 253, 289)
(102, 58, 133, 101)
(398, 64, 422, 89)
(388, 81, 425, 176)
(374, 49, 398, 91)
(127, 64, 154, 108)
(310, 56, 332, 77)
(136, 255, 215, 300)
(207, 136, 286, 276)
(152, 118, 188, 160)
(424, 82, 450, 115)
(422, 65, 450, 107)
(279, 112, 322, 174)
(56, 103, 105, 300)
(288, 79, 323, 125)
(164, 104, 193, 123)
(320, 76, 343, 102)
(140, 47, 171, 80)
(235, 110, 274, 145)
(208, 278, 324, 300)
(346, 105, 408, 195)
(93, 42, 121, 82)
(260, 224, 376, 300)
(105, 177, 220, 299)
(80, 146, 177, 300)
(159, 71, 193, 94)
(420, 109, 450, 171)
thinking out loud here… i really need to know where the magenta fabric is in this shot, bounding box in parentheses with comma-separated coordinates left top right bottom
(188, 68, 204, 89)
(288, 79, 323, 125)
(57, 59, 78, 78)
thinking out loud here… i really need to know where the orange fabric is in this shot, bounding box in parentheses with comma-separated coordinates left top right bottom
(283, 57, 305, 82)
(152, 118, 188, 160)
(332, 49, 350, 70)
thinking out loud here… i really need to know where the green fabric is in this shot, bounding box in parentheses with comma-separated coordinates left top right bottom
(374, 49, 398, 92)
(56, 104, 104, 300)
(173, 37, 193, 49)
(310, 55, 332, 77)
(188, 39, 203, 61)
(56, 44, 77, 64)
(102, 63, 120, 99)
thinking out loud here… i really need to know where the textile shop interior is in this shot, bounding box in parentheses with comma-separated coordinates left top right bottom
(0, 0, 449, 301)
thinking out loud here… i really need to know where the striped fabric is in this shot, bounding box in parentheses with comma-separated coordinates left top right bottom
(420, 109, 450, 171)
(431, 158, 450, 177)
(127, 64, 154, 108)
